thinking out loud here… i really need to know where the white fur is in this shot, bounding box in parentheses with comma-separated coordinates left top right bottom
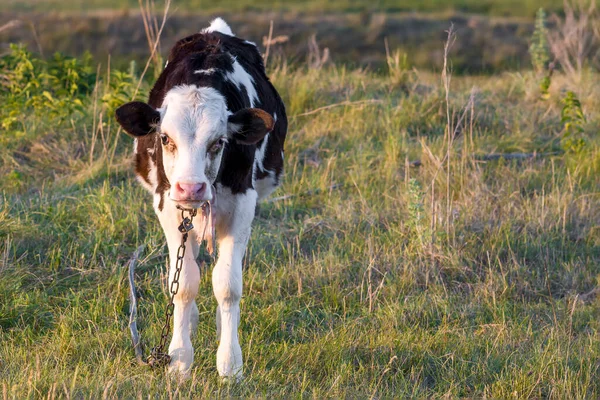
(194, 68, 216, 75)
(203, 17, 234, 36)
(253, 134, 269, 181)
(160, 85, 229, 201)
(135, 165, 157, 193)
(225, 57, 259, 107)
(212, 185, 257, 379)
(255, 172, 278, 201)
(252, 112, 278, 199)
(226, 121, 242, 133)
(252, 111, 276, 179)
(134, 140, 158, 193)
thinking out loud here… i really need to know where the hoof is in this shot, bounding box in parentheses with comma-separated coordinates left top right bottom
(220, 371, 243, 384)
(168, 359, 191, 378)
(216, 343, 243, 381)
(168, 344, 193, 378)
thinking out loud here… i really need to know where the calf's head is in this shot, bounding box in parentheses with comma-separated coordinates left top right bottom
(115, 86, 273, 206)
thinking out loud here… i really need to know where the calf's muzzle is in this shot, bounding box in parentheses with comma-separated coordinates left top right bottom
(171, 181, 208, 202)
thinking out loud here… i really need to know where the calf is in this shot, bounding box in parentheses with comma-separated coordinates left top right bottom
(115, 18, 287, 379)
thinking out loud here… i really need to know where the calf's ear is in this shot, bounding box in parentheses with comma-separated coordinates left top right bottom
(227, 108, 274, 145)
(115, 101, 160, 137)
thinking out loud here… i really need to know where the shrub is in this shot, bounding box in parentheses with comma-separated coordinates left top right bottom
(0, 45, 95, 137)
(101, 65, 139, 113)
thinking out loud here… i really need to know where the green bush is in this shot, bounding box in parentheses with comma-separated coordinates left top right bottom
(100, 66, 139, 113)
(0, 45, 95, 139)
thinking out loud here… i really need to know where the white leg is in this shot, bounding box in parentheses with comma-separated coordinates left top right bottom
(190, 301, 199, 337)
(212, 186, 256, 379)
(215, 304, 240, 339)
(216, 305, 221, 338)
(155, 197, 200, 376)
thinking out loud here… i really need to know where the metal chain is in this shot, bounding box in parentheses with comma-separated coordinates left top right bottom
(146, 206, 198, 368)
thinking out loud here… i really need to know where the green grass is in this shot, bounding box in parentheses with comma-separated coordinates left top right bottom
(1, 0, 564, 18)
(1, 48, 599, 397)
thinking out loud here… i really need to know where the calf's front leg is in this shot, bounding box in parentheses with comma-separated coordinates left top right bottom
(213, 187, 257, 379)
(155, 198, 201, 376)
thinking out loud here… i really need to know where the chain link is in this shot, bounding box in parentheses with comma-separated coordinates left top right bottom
(146, 206, 198, 368)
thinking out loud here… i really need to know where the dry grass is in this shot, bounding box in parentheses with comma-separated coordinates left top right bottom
(548, 0, 600, 82)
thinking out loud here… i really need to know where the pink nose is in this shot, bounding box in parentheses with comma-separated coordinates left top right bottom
(172, 182, 207, 201)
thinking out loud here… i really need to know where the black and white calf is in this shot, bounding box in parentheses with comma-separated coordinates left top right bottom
(115, 18, 287, 378)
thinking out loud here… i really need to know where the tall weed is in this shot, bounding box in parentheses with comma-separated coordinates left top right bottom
(530, 8, 550, 74)
(560, 91, 587, 153)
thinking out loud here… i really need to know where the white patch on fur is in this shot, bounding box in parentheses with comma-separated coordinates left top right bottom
(203, 17, 234, 36)
(255, 172, 278, 201)
(194, 68, 216, 75)
(252, 111, 276, 193)
(244, 40, 257, 47)
(136, 154, 158, 193)
(136, 173, 153, 193)
(225, 57, 259, 107)
(160, 85, 229, 201)
(227, 121, 242, 133)
(212, 185, 257, 379)
(252, 112, 277, 199)
(253, 133, 269, 176)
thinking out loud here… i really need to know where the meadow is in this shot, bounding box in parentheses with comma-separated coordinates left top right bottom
(1, 4, 600, 398)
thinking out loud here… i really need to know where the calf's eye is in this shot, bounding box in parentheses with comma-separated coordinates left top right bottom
(160, 134, 170, 146)
(209, 137, 227, 153)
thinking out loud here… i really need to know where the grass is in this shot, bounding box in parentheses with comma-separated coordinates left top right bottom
(1, 0, 565, 18)
(1, 47, 600, 397)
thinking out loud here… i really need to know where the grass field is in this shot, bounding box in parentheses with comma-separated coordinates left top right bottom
(1, 17, 600, 398)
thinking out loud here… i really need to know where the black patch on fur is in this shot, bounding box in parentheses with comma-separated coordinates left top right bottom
(115, 102, 160, 137)
(228, 108, 274, 145)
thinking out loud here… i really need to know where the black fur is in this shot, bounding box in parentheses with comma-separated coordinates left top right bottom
(228, 108, 274, 145)
(115, 102, 160, 137)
